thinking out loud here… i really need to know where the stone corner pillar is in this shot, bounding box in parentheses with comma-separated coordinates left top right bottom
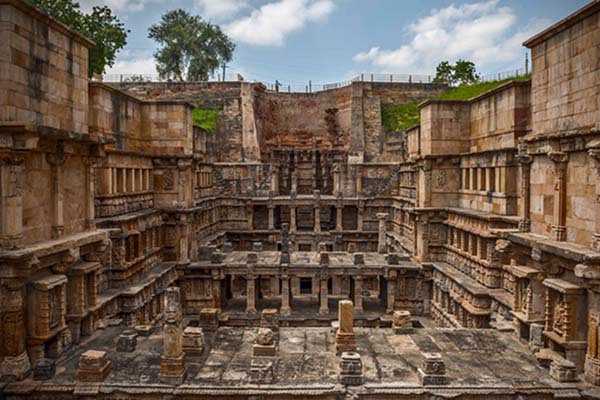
(377, 213, 389, 254)
(548, 151, 568, 242)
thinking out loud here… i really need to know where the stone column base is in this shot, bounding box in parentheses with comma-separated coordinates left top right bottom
(159, 355, 187, 385)
(335, 332, 357, 353)
(0, 351, 31, 381)
(584, 355, 600, 386)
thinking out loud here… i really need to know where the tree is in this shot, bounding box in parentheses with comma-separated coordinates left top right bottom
(433, 61, 453, 85)
(148, 9, 235, 82)
(433, 60, 480, 86)
(453, 59, 480, 86)
(29, 0, 128, 78)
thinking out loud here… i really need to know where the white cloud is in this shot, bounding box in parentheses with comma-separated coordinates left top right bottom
(104, 50, 157, 78)
(353, 0, 550, 74)
(196, 0, 248, 20)
(79, 0, 161, 13)
(225, 0, 334, 46)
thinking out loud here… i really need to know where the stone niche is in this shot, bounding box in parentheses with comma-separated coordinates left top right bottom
(511, 265, 545, 342)
(27, 274, 68, 355)
(543, 278, 587, 372)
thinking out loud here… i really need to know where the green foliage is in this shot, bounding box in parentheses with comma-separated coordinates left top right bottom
(192, 109, 220, 132)
(453, 59, 479, 86)
(29, 0, 128, 78)
(434, 74, 531, 101)
(432, 61, 453, 85)
(149, 9, 235, 82)
(381, 101, 420, 132)
(381, 74, 531, 132)
(433, 59, 480, 86)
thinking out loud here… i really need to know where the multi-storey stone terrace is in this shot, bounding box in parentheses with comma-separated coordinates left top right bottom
(0, 0, 599, 398)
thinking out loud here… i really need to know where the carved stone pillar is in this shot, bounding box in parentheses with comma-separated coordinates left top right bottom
(386, 272, 397, 314)
(548, 151, 568, 241)
(336, 194, 343, 231)
(212, 272, 223, 312)
(314, 190, 321, 233)
(357, 201, 365, 232)
(588, 148, 600, 251)
(0, 154, 25, 248)
(0, 278, 30, 380)
(517, 150, 533, 232)
(47, 144, 66, 240)
(377, 212, 389, 254)
(280, 273, 291, 316)
(267, 204, 275, 231)
(246, 275, 257, 313)
(319, 276, 329, 315)
(291, 170, 298, 194)
(159, 287, 186, 384)
(83, 157, 97, 230)
(290, 203, 297, 233)
(271, 164, 279, 195)
(354, 276, 364, 314)
(356, 165, 362, 195)
(585, 311, 600, 385)
(246, 201, 253, 231)
(333, 164, 341, 196)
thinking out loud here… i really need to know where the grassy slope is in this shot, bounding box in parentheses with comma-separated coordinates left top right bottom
(192, 108, 220, 132)
(381, 74, 531, 132)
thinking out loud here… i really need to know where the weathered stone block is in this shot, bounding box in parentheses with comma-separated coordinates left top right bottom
(550, 358, 577, 382)
(339, 352, 363, 386)
(183, 326, 205, 355)
(417, 352, 447, 385)
(393, 310, 413, 334)
(78, 350, 111, 382)
(249, 359, 274, 383)
(353, 253, 364, 265)
(199, 308, 219, 332)
(33, 358, 55, 381)
(116, 329, 138, 352)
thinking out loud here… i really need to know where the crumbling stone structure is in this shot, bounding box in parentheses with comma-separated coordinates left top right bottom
(1, 0, 600, 398)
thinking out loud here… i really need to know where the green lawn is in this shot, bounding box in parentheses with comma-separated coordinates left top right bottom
(381, 101, 420, 132)
(192, 108, 220, 132)
(381, 75, 531, 132)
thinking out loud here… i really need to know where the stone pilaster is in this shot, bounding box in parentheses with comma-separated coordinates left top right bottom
(354, 276, 363, 314)
(159, 287, 186, 385)
(0, 278, 30, 381)
(357, 201, 365, 231)
(280, 273, 291, 316)
(47, 144, 67, 240)
(517, 148, 533, 232)
(355, 165, 362, 195)
(0, 154, 25, 248)
(377, 212, 389, 253)
(548, 151, 568, 241)
(246, 256, 257, 314)
(588, 148, 600, 251)
(246, 201, 253, 231)
(336, 194, 343, 231)
(314, 190, 321, 233)
(267, 204, 275, 231)
(83, 157, 97, 230)
(386, 271, 397, 313)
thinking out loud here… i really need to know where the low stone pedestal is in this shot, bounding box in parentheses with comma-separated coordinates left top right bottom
(529, 323, 544, 353)
(585, 355, 600, 386)
(0, 351, 31, 381)
(183, 327, 205, 355)
(33, 358, 55, 381)
(78, 350, 111, 382)
(550, 358, 578, 382)
(199, 308, 219, 332)
(417, 353, 447, 385)
(134, 325, 154, 337)
(159, 355, 187, 385)
(253, 328, 276, 356)
(336, 332, 357, 353)
(534, 348, 555, 367)
(116, 329, 137, 352)
(249, 359, 274, 383)
(393, 310, 413, 334)
(339, 352, 363, 386)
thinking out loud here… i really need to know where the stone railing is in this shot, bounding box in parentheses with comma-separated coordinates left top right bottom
(95, 192, 154, 218)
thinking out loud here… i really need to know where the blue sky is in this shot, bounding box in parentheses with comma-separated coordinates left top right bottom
(85, 0, 590, 86)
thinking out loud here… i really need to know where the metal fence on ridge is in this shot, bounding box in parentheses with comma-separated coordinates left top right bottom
(101, 68, 530, 93)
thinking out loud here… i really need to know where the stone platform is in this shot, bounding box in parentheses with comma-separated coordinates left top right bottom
(2, 322, 592, 399)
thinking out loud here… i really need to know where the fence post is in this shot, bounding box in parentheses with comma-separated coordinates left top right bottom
(390, 74, 393, 82)
(288, 85, 290, 93)
(371, 74, 373, 82)
(409, 75, 412, 84)
(361, 73, 364, 81)
(120, 74, 123, 83)
(309, 80, 312, 93)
